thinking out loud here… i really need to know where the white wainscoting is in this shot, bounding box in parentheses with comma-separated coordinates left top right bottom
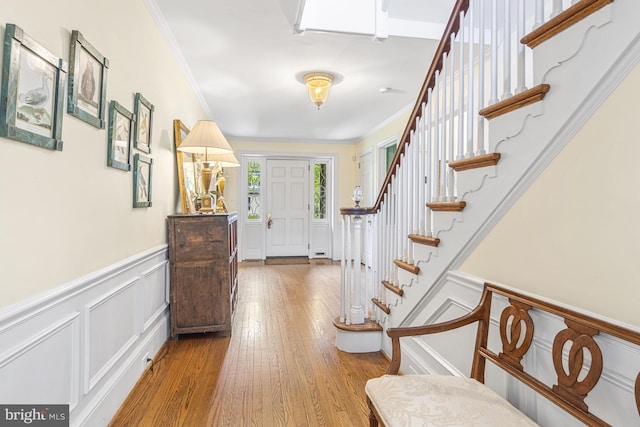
(0, 245, 170, 427)
(397, 271, 640, 427)
(310, 221, 331, 258)
(240, 222, 264, 260)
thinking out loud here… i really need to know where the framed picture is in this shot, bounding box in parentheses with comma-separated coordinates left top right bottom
(133, 92, 153, 153)
(0, 24, 67, 150)
(133, 153, 153, 208)
(67, 30, 108, 129)
(107, 101, 134, 171)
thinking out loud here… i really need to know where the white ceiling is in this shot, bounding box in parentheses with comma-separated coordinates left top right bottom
(146, 0, 454, 143)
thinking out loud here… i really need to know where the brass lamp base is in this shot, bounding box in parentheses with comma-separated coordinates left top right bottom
(200, 194, 214, 213)
(199, 162, 215, 213)
(215, 196, 227, 213)
(214, 174, 227, 213)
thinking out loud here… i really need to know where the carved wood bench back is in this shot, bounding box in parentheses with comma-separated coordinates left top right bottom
(474, 283, 640, 426)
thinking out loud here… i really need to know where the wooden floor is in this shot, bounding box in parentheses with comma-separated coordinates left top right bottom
(109, 260, 389, 427)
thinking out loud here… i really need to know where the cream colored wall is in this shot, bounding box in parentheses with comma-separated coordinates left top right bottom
(357, 107, 410, 154)
(462, 62, 640, 327)
(0, 0, 207, 309)
(355, 107, 411, 199)
(224, 139, 358, 216)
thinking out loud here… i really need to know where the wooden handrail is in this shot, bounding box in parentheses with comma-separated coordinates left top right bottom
(372, 0, 469, 212)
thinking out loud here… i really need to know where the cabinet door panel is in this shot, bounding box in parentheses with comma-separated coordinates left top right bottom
(173, 264, 230, 329)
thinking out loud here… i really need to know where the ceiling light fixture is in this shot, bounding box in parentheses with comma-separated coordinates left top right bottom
(303, 72, 334, 109)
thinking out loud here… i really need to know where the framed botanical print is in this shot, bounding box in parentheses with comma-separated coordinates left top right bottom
(133, 92, 153, 153)
(0, 24, 67, 150)
(133, 153, 153, 208)
(67, 30, 108, 129)
(107, 101, 134, 171)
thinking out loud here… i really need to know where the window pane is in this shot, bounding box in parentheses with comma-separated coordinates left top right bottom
(314, 163, 327, 220)
(247, 161, 261, 220)
(385, 144, 397, 170)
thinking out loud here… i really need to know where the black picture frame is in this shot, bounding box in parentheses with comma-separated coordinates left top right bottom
(0, 24, 67, 150)
(67, 30, 109, 129)
(107, 100, 134, 171)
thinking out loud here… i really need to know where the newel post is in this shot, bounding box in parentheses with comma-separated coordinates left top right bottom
(341, 186, 366, 325)
(334, 186, 382, 353)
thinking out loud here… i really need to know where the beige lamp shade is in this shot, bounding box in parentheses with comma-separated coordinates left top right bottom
(204, 152, 240, 167)
(177, 120, 233, 154)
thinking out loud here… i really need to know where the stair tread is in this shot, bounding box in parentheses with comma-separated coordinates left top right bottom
(408, 234, 440, 247)
(372, 298, 391, 315)
(479, 84, 550, 120)
(426, 201, 467, 212)
(382, 280, 404, 296)
(393, 259, 420, 274)
(521, 0, 613, 48)
(449, 153, 501, 172)
(333, 317, 383, 332)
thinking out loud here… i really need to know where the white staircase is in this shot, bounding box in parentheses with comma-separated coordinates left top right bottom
(336, 0, 640, 368)
(393, 0, 640, 329)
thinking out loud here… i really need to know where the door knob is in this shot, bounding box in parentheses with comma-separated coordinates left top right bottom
(267, 212, 272, 229)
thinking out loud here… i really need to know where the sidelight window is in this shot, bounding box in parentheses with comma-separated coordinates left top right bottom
(314, 163, 327, 220)
(247, 161, 261, 220)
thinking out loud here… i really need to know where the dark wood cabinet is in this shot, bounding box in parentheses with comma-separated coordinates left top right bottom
(167, 213, 238, 339)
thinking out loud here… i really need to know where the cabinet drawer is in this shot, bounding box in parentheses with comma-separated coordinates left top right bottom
(169, 219, 227, 262)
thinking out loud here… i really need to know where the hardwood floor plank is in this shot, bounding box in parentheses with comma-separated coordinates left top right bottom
(109, 261, 388, 427)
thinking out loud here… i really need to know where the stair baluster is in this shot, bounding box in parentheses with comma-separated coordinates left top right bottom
(477, 0, 487, 156)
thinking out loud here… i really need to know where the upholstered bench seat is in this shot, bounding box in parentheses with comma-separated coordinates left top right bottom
(365, 374, 539, 427)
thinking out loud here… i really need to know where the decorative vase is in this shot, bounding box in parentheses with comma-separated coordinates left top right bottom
(199, 162, 214, 213)
(215, 174, 227, 212)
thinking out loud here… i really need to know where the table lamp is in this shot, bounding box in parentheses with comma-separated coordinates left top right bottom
(177, 120, 233, 213)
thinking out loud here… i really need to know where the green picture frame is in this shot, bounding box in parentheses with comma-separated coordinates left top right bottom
(107, 100, 134, 171)
(133, 92, 153, 153)
(133, 153, 153, 208)
(67, 30, 109, 129)
(0, 24, 67, 150)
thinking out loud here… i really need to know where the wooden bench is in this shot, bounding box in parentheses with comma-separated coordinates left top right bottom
(366, 282, 640, 426)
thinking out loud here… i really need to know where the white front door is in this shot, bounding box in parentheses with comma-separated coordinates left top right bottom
(266, 159, 310, 257)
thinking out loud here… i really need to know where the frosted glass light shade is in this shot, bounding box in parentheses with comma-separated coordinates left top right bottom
(304, 72, 334, 109)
